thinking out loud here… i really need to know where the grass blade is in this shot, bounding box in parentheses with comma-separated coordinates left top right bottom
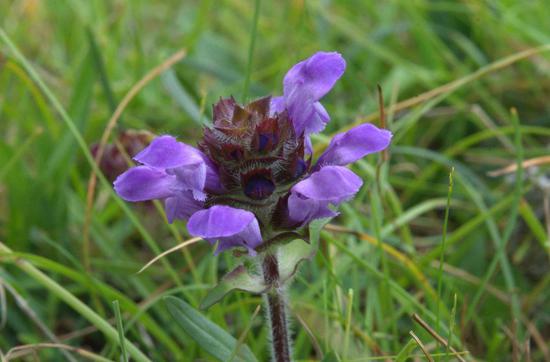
(164, 296, 257, 362)
(436, 167, 454, 342)
(0, 27, 184, 290)
(241, 0, 261, 101)
(113, 300, 129, 362)
(0, 242, 151, 362)
(395, 338, 418, 362)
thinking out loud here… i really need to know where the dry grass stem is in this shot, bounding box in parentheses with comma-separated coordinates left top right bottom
(137, 237, 201, 274)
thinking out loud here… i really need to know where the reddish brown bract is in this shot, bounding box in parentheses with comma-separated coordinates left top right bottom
(199, 96, 308, 229)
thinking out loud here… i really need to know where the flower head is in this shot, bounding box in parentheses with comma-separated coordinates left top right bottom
(114, 51, 392, 255)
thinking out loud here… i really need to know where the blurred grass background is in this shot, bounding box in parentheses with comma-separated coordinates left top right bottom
(1, 0, 549, 361)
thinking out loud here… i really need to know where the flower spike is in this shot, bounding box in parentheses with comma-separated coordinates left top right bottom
(113, 51, 391, 255)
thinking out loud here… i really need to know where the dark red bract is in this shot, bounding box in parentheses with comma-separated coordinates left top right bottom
(199, 96, 308, 230)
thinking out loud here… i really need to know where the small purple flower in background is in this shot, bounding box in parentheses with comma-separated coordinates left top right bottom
(114, 51, 392, 256)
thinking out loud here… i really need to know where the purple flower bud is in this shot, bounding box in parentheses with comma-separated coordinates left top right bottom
(91, 130, 152, 182)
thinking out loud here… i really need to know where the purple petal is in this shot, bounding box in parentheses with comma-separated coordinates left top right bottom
(170, 162, 207, 201)
(187, 205, 263, 254)
(135, 135, 222, 197)
(202, 156, 224, 193)
(114, 166, 176, 202)
(187, 205, 257, 237)
(134, 135, 204, 169)
(304, 136, 313, 155)
(211, 222, 262, 256)
(314, 102, 330, 120)
(292, 165, 363, 203)
(299, 101, 331, 135)
(315, 123, 392, 169)
(269, 96, 286, 116)
(287, 165, 362, 225)
(276, 52, 345, 136)
(283, 52, 346, 101)
(165, 191, 204, 223)
(288, 193, 338, 226)
(286, 97, 332, 136)
(285, 90, 315, 135)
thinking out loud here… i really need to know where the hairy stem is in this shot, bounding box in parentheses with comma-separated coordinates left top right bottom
(262, 254, 292, 362)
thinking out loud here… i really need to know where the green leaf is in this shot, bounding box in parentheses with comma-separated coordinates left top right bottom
(278, 218, 329, 283)
(277, 238, 314, 282)
(201, 219, 329, 309)
(164, 296, 258, 362)
(200, 265, 267, 310)
(308, 217, 329, 247)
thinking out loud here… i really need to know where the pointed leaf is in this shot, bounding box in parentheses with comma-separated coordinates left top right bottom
(164, 296, 257, 362)
(278, 218, 330, 282)
(200, 265, 267, 310)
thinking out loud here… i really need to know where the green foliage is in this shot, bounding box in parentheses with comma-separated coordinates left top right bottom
(164, 296, 257, 362)
(0, 1, 549, 361)
(200, 265, 266, 310)
(201, 219, 327, 309)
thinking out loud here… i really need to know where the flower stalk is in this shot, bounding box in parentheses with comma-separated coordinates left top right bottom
(262, 254, 292, 362)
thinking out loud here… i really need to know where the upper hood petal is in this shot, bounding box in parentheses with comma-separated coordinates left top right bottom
(283, 51, 346, 102)
(278, 52, 346, 136)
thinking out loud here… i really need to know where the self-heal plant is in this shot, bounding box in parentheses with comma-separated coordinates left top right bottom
(114, 51, 391, 361)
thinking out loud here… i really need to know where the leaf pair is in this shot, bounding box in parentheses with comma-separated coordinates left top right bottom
(201, 218, 328, 309)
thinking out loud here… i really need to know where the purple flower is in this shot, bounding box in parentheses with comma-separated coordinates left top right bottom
(113, 51, 392, 255)
(270, 52, 346, 137)
(187, 206, 262, 255)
